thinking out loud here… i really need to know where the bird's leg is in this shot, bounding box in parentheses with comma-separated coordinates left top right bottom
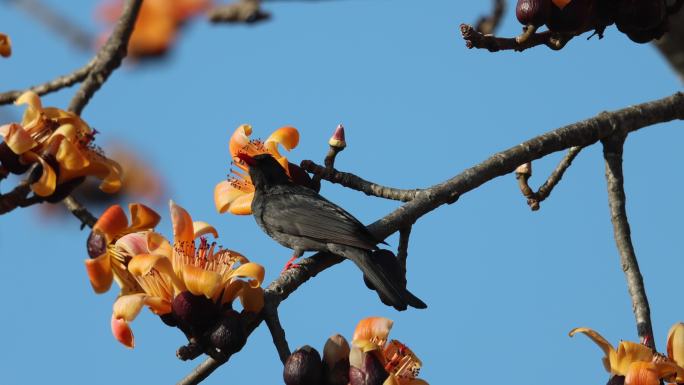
(282, 250, 303, 272)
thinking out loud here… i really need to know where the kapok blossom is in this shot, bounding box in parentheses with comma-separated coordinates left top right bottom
(85, 203, 161, 294)
(570, 325, 684, 385)
(350, 317, 428, 385)
(110, 201, 265, 348)
(0, 91, 122, 197)
(214, 124, 299, 215)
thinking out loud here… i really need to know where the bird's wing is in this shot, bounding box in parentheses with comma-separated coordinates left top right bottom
(261, 187, 380, 251)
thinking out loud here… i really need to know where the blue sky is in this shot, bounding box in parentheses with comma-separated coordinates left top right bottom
(1, 1, 682, 384)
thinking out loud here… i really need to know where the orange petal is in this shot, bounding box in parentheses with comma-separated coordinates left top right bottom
(22, 152, 57, 197)
(239, 285, 264, 313)
(264, 126, 299, 157)
(146, 232, 173, 258)
(128, 203, 161, 231)
(625, 361, 674, 385)
(84, 253, 113, 293)
(214, 181, 253, 214)
(94, 204, 129, 240)
(113, 293, 147, 321)
(115, 232, 152, 257)
(170, 200, 194, 244)
(55, 136, 90, 171)
(229, 124, 253, 158)
(15, 91, 43, 128)
(668, 323, 684, 366)
(182, 264, 221, 298)
(111, 314, 135, 349)
(229, 192, 254, 215)
(353, 317, 393, 347)
(193, 221, 218, 239)
(0, 33, 11, 58)
(0, 123, 37, 154)
(128, 253, 176, 281)
(227, 262, 265, 287)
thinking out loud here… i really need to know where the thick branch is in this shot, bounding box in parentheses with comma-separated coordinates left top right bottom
(475, 0, 506, 35)
(68, 0, 143, 115)
(602, 134, 655, 349)
(178, 92, 683, 384)
(460, 23, 578, 52)
(301, 160, 423, 202)
(0, 61, 94, 105)
(263, 294, 291, 364)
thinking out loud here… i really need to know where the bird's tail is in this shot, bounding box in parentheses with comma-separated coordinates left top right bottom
(330, 245, 427, 311)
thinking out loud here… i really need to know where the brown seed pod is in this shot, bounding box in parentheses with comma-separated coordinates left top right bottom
(517, 0, 552, 27)
(547, 0, 595, 33)
(283, 346, 323, 385)
(615, 0, 666, 34)
(208, 309, 246, 354)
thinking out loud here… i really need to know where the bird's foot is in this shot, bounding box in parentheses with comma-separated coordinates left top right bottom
(281, 256, 301, 273)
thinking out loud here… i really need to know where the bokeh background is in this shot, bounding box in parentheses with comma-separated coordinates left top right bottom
(1, 1, 683, 384)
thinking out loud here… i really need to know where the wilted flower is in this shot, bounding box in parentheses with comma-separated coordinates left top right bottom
(0, 33, 11, 57)
(214, 124, 300, 215)
(350, 317, 428, 385)
(97, 0, 211, 57)
(570, 326, 684, 385)
(0, 91, 122, 197)
(85, 203, 161, 294)
(110, 201, 264, 348)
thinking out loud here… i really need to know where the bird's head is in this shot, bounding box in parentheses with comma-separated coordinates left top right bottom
(236, 152, 291, 189)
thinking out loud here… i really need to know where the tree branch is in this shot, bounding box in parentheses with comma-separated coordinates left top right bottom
(263, 294, 291, 364)
(474, 0, 506, 35)
(63, 195, 97, 229)
(207, 0, 270, 24)
(177, 91, 683, 384)
(602, 133, 655, 349)
(0, 61, 94, 105)
(67, 0, 143, 115)
(300, 160, 423, 202)
(460, 23, 578, 52)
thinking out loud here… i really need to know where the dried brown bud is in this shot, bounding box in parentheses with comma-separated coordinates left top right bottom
(328, 124, 346, 149)
(172, 291, 219, 336)
(516, 0, 551, 27)
(87, 230, 107, 259)
(284, 345, 323, 385)
(208, 309, 246, 355)
(323, 334, 350, 385)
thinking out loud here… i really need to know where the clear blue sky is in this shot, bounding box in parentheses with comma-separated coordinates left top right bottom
(1, 1, 682, 384)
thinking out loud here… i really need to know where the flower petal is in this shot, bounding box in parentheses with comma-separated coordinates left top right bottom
(84, 253, 113, 293)
(170, 200, 194, 244)
(667, 323, 684, 367)
(229, 192, 254, 215)
(570, 327, 619, 373)
(264, 126, 299, 157)
(113, 293, 148, 321)
(94, 205, 129, 240)
(226, 262, 265, 287)
(115, 232, 152, 257)
(625, 361, 674, 385)
(353, 317, 394, 348)
(0, 123, 37, 154)
(55, 135, 90, 171)
(182, 263, 221, 298)
(612, 341, 655, 376)
(229, 124, 253, 158)
(111, 314, 135, 348)
(15, 91, 43, 128)
(128, 203, 161, 231)
(238, 285, 264, 313)
(193, 221, 218, 239)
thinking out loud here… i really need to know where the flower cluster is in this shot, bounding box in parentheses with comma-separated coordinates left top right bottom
(283, 317, 428, 385)
(571, 323, 684, 385)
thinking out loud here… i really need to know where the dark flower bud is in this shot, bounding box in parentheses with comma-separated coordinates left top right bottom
(159, 312, 178, 327)
(546, 0, 594, 33)
(516, 0, 551, 27)
(283, 345, 323, 385)
(0, 141, 29, 174)
(323, 334, 350, 385)
(625, 27, 665, 43)
(363, 250, 406, 307)
(208, 309, 246, 355)
(172, 291, 219, 336)
(615, 0, 666, 33)
(349, 351, 388, 385)
(607, 375, 625, 385)
(87, 230, 107, 259)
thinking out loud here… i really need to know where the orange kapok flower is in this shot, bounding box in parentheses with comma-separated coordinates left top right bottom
(214, 124, 299, 215)
(110, 201, 264, 348)
(350, 317, 429, 385)
(85, 203, 161, 294)
(570, 326, 684, 385)
(0, 91, 122, 197)
(0, 33, 11, 57)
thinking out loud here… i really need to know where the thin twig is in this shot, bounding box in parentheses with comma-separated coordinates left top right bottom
(602, 133, 655, 349)
(263, 295, 291, 364)
(63, 195, 97, 229)
(301, 160, 423, 202)
(516, 146, 583, 210)
(474, 0, 506, 35)
(207, 0, 270, 24)
(397, 226, 411, 277)
(0, 163, 40, 214)
(178, 92, 683, 384)
(0, 61, 94, 105)
(460, 23, 578, 52)
(9, 0, 93, 51)
(68, 0, 143, 115)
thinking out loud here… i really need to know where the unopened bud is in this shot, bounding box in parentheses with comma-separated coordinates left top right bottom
(208, 309, 246, 354)
(349, 349, 388, 385)
(515, 162, 532, 176)
(284, 345, 323, 385)
(172, 291, 219, 336)
(328, 124, 346, 149)
(323, 334, 350, 385)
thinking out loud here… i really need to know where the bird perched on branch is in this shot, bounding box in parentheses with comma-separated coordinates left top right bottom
(237, 152, 426, 311)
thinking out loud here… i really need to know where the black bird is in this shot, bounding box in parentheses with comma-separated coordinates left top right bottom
(238, 152, 426, 311)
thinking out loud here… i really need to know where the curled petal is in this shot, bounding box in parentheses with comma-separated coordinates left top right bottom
(193, 221, 218, 239)
(22, 152, 57, 197)
(570, 327, 616, 373)
(84, 254, 113, 293)
(625, 361, 676, 385)
(353, 317, 394, 348)
(238, 285, 264, 313)
(111, 314, 135, 348)
(15, 91, 43, 128)
(170, 200, 194, 244)
(226, 262, 265, 287)
(229, 124, 253, 158)
(229, 192, 254, 215)
(612, 341, 655, 376)
(264, 126, 299, 157)
(94, 205, 129, 240)
(115, 232, 152, 257)
(667, 323, 684, 367)
(113, 293, 148, 321)
(55, 136, 89, 171)
(128, 203, 161, 231)
(146, 232, 172, 258)
(214, 181, 253, 215)
(0, 123, 37, 154)
(182, 264, 221, 298)
(128, 253, 176, 282)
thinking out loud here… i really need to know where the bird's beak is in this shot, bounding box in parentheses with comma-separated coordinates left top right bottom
(236, 152, 256, 166)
